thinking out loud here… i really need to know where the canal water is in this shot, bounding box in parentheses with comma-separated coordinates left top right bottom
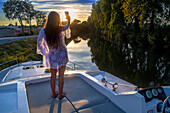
(67, 40, 98, 70)
(67, 38, 169, 88)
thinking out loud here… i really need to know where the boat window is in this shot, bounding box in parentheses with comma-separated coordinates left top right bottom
(23, 66, 34, 70)
(36, 65, 44, 68)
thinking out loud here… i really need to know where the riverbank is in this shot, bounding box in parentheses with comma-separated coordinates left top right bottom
(0, 36, 98, 71)
(0, 37, 41, 70)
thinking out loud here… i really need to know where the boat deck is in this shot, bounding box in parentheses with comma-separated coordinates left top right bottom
(26, 76, 125, 113)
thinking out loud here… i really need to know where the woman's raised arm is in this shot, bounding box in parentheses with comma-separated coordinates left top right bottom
(61, 12, 70, 31)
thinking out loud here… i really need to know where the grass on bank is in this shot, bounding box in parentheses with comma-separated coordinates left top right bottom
(0, 37, 42, 70)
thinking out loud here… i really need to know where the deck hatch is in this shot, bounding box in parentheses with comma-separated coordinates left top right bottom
(26, 76, 124, 113)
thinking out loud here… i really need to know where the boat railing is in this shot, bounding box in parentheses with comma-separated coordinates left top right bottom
(0, 59, 86, 83)
(0, 59, 19, 82)
(101, 77, 140, 91)
(0, 59, 86, 71)
(68, 61, 87, 70)
(0, 59, 42, 82)
(0, 59, 18, 71)
(1, 69, 12, 83)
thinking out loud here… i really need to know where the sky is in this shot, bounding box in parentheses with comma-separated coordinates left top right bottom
(0, 0, 97, 26)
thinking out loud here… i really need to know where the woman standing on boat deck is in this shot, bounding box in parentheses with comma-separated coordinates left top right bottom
(37, 11, 71, 99)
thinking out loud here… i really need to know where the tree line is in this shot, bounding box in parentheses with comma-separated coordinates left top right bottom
(86, 0, 170, 86)
(88, 30, 170, 87)
(89, 0, 169, 32)
(3, 0, 46, 34)
(88, 0, 169, 46)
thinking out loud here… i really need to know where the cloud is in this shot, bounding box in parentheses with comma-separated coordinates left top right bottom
(31, 0, 95, 5)
(0, 0, 96, 25)
(31, 0, 95, 21)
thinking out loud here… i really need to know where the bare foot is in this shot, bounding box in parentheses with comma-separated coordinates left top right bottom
(52, 94, 57, 98)
(58, 92, 66, 100)
(52, 92, 59, 98)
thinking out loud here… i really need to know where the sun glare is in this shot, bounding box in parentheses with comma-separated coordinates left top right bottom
(67, 40, 74, 47)
(60, 9, 77, 22)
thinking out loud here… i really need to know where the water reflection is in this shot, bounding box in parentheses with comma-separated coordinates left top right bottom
(87, 32, 170, 88)
(67, 40, 98, 70)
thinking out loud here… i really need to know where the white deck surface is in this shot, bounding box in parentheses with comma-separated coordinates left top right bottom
(0, 84, 17, 113)
(26, 75, 125, 113)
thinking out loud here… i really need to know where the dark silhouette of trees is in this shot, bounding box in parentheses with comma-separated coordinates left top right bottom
(35, 10, 46, 27)
(25, 1, 35, 34)
(89, 0, 169, 34)
(86, 0, 170, 87)
(3, 0, 47, 34)
(3, 0, 28, 34)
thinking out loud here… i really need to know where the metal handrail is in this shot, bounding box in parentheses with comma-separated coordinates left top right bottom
(0, 59, 18, 70)
(0, 60, 86, 83)
(1, 69, 12, 82)
(68, 61, 87, 70)
(101, 77, 139, 91)
(0, 58, 86, 70)
(0, 60, 42, 83)
(0, 59, 18, 66)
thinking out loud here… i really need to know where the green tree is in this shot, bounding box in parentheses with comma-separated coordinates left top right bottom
(122, 0, 148, 33)
(122, 0, 169, 33)
(3, 0, 28, 34)
(25, 0, 35, 34)
(100, 0, 112, 30)
(108, 0, 125, 31)
(146, 0, 169, 32)
(70, 19, 81, 39)
(35, 10, 46, 27)
(91, 1, 104, 29)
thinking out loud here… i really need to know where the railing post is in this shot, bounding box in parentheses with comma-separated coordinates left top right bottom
(74, 64, 76, 70)
(0, 59, 18, 71)
(16, 59, 18, 64)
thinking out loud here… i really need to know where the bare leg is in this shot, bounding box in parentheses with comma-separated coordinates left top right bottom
(50, 68, 57, 98)
(58, 66, 66, 99)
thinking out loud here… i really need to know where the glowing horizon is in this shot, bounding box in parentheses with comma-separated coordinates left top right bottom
(0, 0, 96, 26)
(60, 9, 77, 22)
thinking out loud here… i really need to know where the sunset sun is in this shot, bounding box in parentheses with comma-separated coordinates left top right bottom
(60, 9, 77, 22)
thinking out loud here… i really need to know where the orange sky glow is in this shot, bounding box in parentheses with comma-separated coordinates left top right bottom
(0, 0, 97, 26)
